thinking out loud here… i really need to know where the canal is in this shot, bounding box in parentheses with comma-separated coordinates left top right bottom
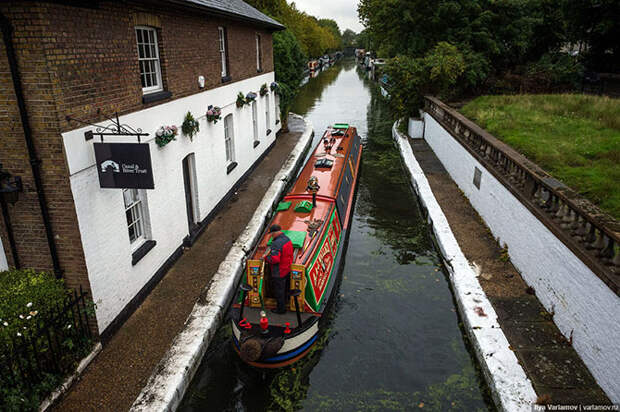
(179, 60, 493, 411)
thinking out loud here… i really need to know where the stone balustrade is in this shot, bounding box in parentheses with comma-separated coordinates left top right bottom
(424, 96, 619, 295)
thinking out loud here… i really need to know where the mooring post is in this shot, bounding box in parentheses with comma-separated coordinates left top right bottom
(239, 283, 252, 322)
(291, 289, 302, 329)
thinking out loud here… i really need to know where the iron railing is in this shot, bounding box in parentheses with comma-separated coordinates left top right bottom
(0, 287, 93, 394)
(424, 96, 619, 295)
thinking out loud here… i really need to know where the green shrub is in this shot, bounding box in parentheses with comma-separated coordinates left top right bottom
(0, 269, 67, 345)
(0, 269, 94, 411)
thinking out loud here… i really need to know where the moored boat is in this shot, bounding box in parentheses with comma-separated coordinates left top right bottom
(231, 124, 363, 368)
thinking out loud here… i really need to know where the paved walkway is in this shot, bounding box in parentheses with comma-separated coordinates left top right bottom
(409, 138, 610, 405)
(55, 117, 307, 412)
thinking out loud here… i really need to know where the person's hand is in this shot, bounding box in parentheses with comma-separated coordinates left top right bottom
(261, 248, 271, 259)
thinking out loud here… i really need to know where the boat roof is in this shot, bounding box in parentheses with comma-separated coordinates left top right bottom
(253, 125, 358, 265)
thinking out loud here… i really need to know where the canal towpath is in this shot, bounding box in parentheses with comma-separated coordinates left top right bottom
(53, 116, 311, 412)
(395, 129, 611, 406)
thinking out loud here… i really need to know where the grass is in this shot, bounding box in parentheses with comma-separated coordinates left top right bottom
(460, 94, 620, 220)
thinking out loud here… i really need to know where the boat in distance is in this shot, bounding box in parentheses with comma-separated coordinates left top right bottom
(231, 123, 363, 368)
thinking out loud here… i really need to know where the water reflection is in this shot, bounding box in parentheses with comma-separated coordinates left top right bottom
(179, 60, 492, 412)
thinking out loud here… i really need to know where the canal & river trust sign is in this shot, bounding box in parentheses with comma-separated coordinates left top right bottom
(94, 143, 154, 189)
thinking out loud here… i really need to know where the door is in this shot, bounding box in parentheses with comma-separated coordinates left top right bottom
(182, 154, 198, 236)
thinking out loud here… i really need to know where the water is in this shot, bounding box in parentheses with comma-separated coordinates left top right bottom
(179, 60, 492, 411)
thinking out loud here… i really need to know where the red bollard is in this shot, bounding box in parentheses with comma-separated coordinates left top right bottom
(284, 322, 291, 334)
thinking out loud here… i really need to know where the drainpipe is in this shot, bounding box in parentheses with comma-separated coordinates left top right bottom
(0, 13, 63, 278)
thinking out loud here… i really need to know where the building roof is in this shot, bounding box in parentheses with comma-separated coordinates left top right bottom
(172, 0, 285, 30)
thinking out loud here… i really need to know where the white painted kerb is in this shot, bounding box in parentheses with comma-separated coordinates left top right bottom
(393, 122, 537, 412)
(130, 115, 314, 412)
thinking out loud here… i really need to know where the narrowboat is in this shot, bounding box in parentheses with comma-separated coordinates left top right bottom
(231, 124, 363, 368)
(308, 60, 320, 71)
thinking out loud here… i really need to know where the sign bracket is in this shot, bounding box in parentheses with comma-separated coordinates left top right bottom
(66, 111, 149, 143)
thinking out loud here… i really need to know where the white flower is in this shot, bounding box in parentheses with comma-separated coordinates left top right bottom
(26, 316, 32, 320)
(19, 314, 24, 319)
(66, 324, 72, 329)
(2, 321, 7, 326)
(16, 332, 21, 337)
(26, 302, 33, 308)
(30, 311, 38, 316)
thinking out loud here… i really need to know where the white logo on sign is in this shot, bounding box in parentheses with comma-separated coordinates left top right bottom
(101, 160, 120, 173)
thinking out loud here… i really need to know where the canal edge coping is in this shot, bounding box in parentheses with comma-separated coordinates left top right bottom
(392, 121, 538, 412)
(129, 114, 314, 412)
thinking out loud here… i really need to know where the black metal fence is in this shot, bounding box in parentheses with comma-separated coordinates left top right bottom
(0, 287, 93, 394)
(581, 72, 620, 98)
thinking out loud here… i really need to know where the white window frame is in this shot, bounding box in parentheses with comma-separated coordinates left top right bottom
(256, 34, 262, 71)
(135, 26, 163, 94)
(123, 189, 145, 246)
(265, 96, 270, 132)
(219, 27, 228, 78)
(252, 101, 259, 143)
(275, 94, 280, 123)
(224, 114, 235, 163)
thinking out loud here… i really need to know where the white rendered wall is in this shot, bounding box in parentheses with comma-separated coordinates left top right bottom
(408, 117, 424, 139)
(0, 235, 8, 271)
(423, 113, 620, 402)
(62, 72, 280, 333)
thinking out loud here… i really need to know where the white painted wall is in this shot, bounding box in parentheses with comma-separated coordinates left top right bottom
(0, 235, 8, 271)
(408, 117, 424, 139)
(62, 72, 281, 333)
(423, 113, 620, 402)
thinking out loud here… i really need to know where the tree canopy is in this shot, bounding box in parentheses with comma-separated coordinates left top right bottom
(357, 0, 618, 116)
(246, 0, 342, 57)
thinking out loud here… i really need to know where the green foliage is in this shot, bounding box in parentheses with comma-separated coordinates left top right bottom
(461, 94, 620, 218)
(342, 29, 358, 47)
(0, 269, 67, 342)
(0, 269, 94, 411)
(245, 0, 341, 57)
(272, 29, 306, 121)
(384, 42, 465, 118)
(181, 111, 199, 140)
(358, 0, 616, 91)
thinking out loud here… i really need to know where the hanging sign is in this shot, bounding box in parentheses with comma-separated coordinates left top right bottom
(94, 143, 154, 189)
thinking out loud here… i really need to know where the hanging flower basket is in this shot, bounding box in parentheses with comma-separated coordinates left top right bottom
(206, 105, 222, 124)
(270, 81, 279, 93)
(245, 91, 257, 103)
(236, 92, 247, 108)
(155, 125, 178, 147)
(259, 83, 268, 97)
(181, 111, 200, 140)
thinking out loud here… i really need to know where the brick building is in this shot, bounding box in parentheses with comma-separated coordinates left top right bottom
(0, 0, 284, 339)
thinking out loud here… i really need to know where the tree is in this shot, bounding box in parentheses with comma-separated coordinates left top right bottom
(384, 42, 465, 118)
(342, 29, 357, 47)
(273, 30, 306, 129)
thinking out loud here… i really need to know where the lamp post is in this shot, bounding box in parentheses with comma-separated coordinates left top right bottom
(0, 163, 23, 268)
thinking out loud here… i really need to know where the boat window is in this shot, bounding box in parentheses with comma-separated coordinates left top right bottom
(314, 158, 333, 168)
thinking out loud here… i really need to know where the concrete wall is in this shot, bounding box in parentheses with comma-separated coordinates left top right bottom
(423, 113, 620, 402)
(62, 72, 280, 333)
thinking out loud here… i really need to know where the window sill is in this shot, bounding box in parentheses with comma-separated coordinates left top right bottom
(142, 90, 171, 104)
(253, 140, 260, 148)
(132, 240, 156, 265)
(221, 75, 232, 84)
(266, 129, 272, 136)
(226, 162, 238, 175)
